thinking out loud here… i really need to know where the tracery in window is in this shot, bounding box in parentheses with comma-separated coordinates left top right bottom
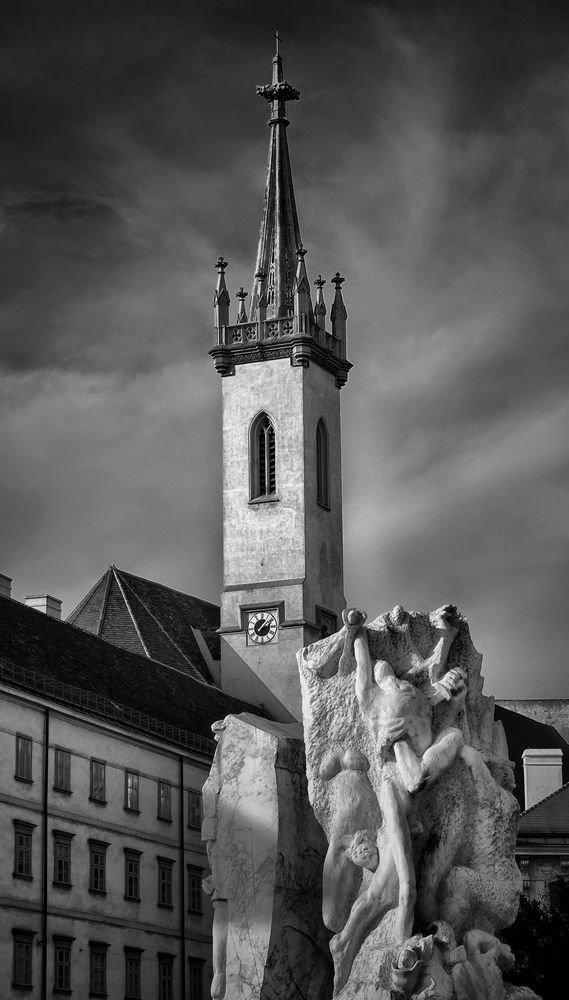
(250, 412, 276, 500)
(316, 419, 330, 508)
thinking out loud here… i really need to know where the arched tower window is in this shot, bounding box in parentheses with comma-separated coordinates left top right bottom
(250, 412, 276, 499)
(316, 419, 330, 508)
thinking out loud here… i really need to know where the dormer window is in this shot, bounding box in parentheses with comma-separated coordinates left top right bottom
(316, 419, 330, 508)
(250, 412, 276, 500)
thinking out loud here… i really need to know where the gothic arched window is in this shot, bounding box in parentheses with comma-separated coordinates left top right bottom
(250, 412, 276, 500)
(316, 419, 330, 508)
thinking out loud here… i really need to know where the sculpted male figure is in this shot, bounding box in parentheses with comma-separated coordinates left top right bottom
(329, 605, 467, 993)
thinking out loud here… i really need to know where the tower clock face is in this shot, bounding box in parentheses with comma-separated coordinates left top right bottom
(247, 611, 278, 645)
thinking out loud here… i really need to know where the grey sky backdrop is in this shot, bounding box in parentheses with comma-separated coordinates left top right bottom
(2, 0, 568, 697)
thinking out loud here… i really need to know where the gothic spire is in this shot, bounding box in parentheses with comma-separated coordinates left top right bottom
(250, 37, 302, 321)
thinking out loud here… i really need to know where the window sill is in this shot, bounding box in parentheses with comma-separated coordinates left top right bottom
(13, 872, 33, 881)
(157, 816, 173, 824)
(11, 983, 33, 992)
(124, 896, 141, 903)
(248, 494, 279, 505)
(157, 902, 174, 910)
(187, 825, 201, 832)
(14, 775, 33, 784)
(188, 909, 204, 917)
(89, 797, 107, 806)
(123, 808, 140, 815)
(53, 989, 73, 995)
(53, 787, 72, 796)
(53, 881, 72, 889)
(89, 889, 107, 896)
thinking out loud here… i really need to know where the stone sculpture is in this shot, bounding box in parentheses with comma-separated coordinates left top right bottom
(298, 604, 538, 1000)
(201, 713, 333, 1000)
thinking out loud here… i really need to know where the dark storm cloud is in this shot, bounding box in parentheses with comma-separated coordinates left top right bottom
(2, 0, 568, 697)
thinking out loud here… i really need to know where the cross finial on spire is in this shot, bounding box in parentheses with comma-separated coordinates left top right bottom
(236, 286, 248, 323)
(256, 36, 300, 124)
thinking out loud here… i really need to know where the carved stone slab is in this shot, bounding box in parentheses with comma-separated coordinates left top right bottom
(201, 712, 333, 1000)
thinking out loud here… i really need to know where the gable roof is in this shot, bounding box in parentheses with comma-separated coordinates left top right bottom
(518, 780, 569, 836)
(0, 594, 259, 754)
(67, 567, 219, 683)
(494, 704, 569, 807)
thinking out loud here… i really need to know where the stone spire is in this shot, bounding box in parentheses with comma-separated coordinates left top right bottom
(250, 36, 302, 321)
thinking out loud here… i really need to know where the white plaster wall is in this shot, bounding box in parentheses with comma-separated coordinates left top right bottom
(0, 689, 213, 998)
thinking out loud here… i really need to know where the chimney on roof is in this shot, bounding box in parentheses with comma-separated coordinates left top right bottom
(25, 595, 62, 621)
(522, 747, 563, 809)
(0, 574, 13, 599)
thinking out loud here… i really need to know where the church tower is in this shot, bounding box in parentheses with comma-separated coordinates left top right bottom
(210, 43, 352, 721)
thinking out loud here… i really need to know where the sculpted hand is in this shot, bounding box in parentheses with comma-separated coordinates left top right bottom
(434, 667, 467, 702)
(381, 717, 407, 747)
(431, 604, 461, 636)
(338, 608, 368, 675)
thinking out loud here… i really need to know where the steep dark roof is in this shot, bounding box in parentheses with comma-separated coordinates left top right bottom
(518, 781, 569, 837)
(67, 567, 220, 683)
(0, 594, 259, 754)
(495, 704, 569, 807)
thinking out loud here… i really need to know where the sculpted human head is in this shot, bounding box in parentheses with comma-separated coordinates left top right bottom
(347, 830, 379, 871)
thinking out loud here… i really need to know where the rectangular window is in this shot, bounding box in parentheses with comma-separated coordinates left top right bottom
(54, 936, 73, 993)
(13, 820, 35, 879)
(89, 941, 109, 997)
(124, 849, 142, 901)
(15, 734, 32, 782)
(12, 929, 35, 989)
(89, 839, 109, 894)
(54, 748, 71, 792)
(188, 959, 204, 1000)
(125, 770, 139, 812)
(158, 954, 174, 1000)
(158, 780, 172, 821)
(187, 789, 202, 830)
(90, 759, 106, 803)
(187, 866, 203, 914)
(158, 857, 174, 908)
(53, 830, 74, 887)
(124, 947, 142, 999)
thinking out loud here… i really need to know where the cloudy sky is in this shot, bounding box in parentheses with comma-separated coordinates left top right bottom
(2, 0, 568, 698)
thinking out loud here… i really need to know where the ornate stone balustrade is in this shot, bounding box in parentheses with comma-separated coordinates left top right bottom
(217, 317, 342, 357)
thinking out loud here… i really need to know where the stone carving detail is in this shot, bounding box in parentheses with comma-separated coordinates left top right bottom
(299, 605, 533, 1000)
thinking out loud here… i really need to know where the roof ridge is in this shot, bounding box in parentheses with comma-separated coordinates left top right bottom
(115, 567, 219, 611)
(66, 566, 112, 624)
(115, 572, 213, 686)
(520, 778, 569, 816)
(112, 568, 150, 656)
